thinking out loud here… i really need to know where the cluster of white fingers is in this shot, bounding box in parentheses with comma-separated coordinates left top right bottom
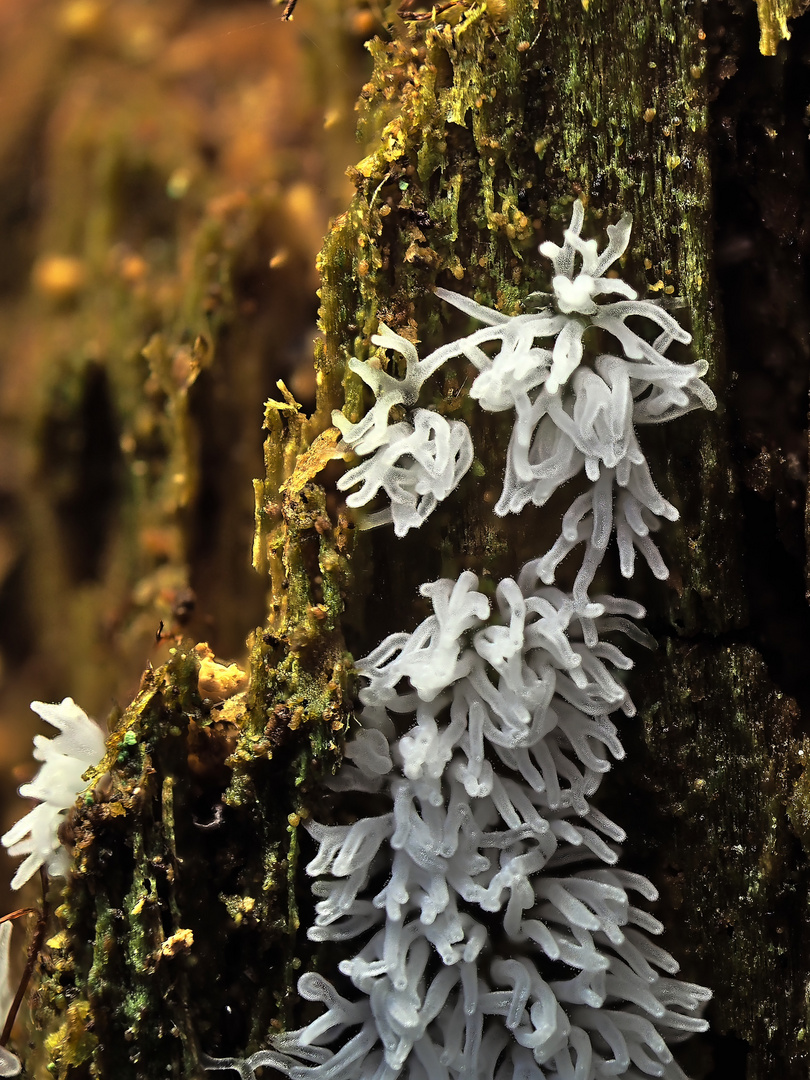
(199, 201, 714, 1080)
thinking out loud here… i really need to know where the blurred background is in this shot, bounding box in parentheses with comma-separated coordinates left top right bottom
(0, 0, 375, 903)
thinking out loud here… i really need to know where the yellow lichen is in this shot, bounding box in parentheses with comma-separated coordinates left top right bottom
(158, 928, 194, 958)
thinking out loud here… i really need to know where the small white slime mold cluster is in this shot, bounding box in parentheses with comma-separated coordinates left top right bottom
(2, 698, 106, 891)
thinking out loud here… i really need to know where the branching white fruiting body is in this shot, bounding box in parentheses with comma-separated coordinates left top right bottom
(334, 203, 715, 602)
(333, 324, 475, 537)
(1, 698, 106, 890)
(260, 572, 709, 1080)
(204, 202, 714, 1080)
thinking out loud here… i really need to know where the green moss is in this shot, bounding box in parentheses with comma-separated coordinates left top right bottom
(34, 634, 333, 1078)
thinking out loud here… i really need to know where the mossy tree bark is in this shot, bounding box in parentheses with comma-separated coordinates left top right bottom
(17, 2, 810, 1079)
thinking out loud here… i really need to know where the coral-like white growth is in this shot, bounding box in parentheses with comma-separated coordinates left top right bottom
(206, 571, 710, 1080)
(0, 922, 20, 1077)
(1, 699, 106, 890)
(432, 203, 715, 591)
(436, 200, 702, 400)
(529, 466, 675, 608)
(203, 201, 712, 1080)
(337, 408, 473, 537)
(332, 324, 426, 456)
(333, 204, 715, 590)
(333, 324, 473, 535)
